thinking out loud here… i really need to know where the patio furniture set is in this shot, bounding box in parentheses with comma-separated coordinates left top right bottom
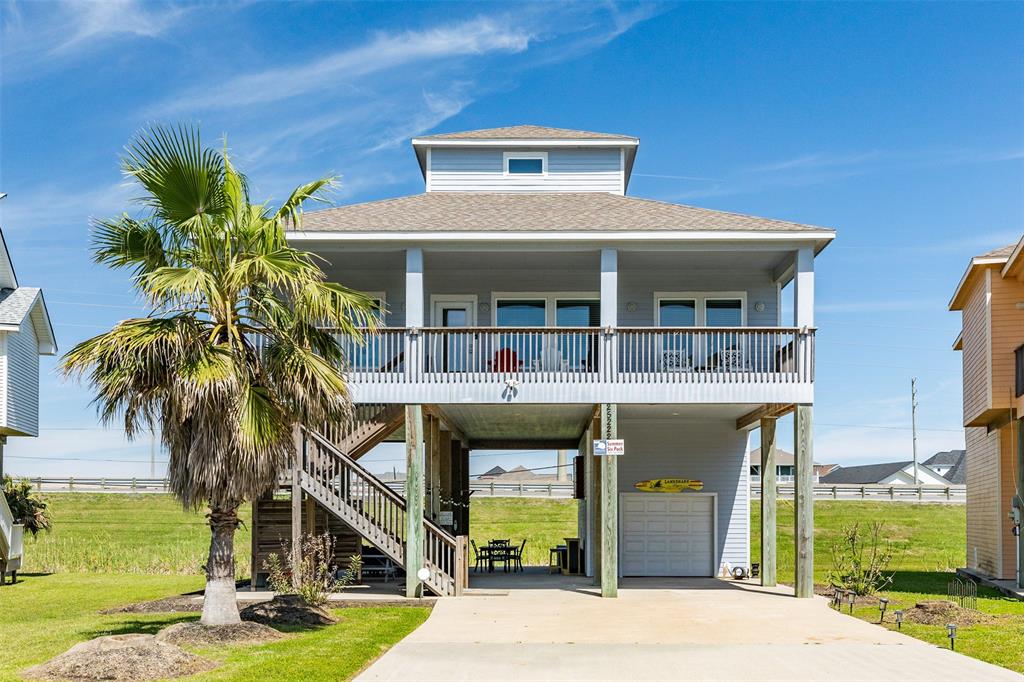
(471, 539, 527, 573)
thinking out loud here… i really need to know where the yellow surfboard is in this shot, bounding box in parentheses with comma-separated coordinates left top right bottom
(634, 478, 704, 493)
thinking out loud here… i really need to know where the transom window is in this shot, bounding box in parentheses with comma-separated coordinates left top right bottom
(503, 151, 548, 176)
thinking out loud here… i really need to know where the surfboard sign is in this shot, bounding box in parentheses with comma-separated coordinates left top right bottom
(634, 478, 704, 493)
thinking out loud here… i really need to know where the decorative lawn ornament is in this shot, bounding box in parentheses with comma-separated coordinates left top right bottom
(634, 478, 704, 493)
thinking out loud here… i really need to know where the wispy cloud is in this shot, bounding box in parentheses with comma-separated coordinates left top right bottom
(2, 0, 189, 78)
(147, 16, 534, 117)
(816, 299, 943, 314)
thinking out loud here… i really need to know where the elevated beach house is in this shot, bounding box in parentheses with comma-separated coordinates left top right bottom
(260, 125, 833, 598)
(950, 235, 1024, 588)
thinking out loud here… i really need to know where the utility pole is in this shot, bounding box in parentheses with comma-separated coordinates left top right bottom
(556, 449, 568, 482)
(911, 377, 919, 485)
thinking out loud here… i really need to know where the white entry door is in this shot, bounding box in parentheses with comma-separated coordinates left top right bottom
(431, 296, 477, 372)
(620, 493, 715, 577)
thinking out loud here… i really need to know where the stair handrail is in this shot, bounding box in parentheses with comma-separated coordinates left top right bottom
(303, 427, 407, 508)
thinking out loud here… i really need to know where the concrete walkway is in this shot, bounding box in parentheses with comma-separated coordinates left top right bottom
(357, 574, 1022, 681)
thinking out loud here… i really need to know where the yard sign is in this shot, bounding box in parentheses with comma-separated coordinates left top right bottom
(594, 439, 625, 456)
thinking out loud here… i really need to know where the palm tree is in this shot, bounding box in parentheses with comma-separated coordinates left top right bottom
(63, 126, 378, 625)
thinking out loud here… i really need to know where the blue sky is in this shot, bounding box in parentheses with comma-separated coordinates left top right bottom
(0, 1, 1021, 479)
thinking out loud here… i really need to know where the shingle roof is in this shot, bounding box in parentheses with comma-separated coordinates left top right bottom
(296, 192, 833, 234)
(415, 125, 636, 142)
(923, 449, 966, 467)
(820, 461, 913, 485)
(978, 243, 1017, 259)
(0, 287, 40, 325)
(942, 458, 966, 485)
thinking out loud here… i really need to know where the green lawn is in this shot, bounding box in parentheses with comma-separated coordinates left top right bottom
(11, 493, 1023, 678)
(27, 493, 252, 576)
(470, 496, 578, 566)
(0, 573, 429, 682)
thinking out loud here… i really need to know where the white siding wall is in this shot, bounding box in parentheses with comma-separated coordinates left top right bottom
(4, 321, 39, 436)
(616, 416, 750, 572)
(428, 148, 624, 194)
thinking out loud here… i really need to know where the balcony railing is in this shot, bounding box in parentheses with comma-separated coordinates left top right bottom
(332, 326, 814, 385)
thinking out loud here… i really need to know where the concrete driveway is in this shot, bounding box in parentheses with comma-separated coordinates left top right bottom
(357, 574, 1022, 681)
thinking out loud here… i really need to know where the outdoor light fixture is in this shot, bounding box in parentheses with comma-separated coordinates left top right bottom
(878, 597, 889, 623)
(847, 591, 856, 614)
(946, 623, 957, 650)
(832, 589, 842, 610)
(416, 567, 431, 599)
(894, 610, 904, 630)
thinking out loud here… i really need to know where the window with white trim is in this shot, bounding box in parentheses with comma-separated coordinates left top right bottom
(503, 151, 548, 176)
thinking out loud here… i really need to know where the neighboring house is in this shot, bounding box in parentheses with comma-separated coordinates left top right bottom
(0, 215, 56, 584)
(950, 236, 1024, 586)
(477, 464, 567, 483)
(820, 461, 951, 486)
(265, 124, 833, 598)
(923, 449, 966, 483)
(749, 448, 835, 483)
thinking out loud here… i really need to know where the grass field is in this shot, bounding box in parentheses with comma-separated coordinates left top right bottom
(0, 573, 429, 682)
(12, 492, 1023, 677)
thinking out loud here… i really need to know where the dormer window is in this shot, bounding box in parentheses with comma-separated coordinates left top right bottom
(504, 151, 547, 176)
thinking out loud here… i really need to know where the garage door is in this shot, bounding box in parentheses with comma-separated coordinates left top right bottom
(621, 493, 715, 577)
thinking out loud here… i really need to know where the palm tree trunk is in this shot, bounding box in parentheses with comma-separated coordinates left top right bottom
(201, 505, 241, 626)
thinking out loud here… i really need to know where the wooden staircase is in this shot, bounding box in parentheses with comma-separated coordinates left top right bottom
(318, 403, 405, 460)
(295, 424, 467, 597)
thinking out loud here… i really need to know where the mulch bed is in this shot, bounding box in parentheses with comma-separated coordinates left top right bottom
(240, 595, 338, 626)
(156, 622, 283, 647)
(22, 634, 216, 681)
(101, 596, 201, 615)
(902, 600, 997, 627)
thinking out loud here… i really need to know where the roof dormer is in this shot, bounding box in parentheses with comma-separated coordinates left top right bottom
(412, 125, 639, 195)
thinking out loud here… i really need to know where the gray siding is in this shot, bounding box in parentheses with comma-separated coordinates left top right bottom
(428, 147, 623, 194)
(617, 415, 750, 572)
(4, 322, 39, 436)
(320, 251, 780, 328)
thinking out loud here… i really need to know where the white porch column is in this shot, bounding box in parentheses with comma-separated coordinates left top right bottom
(601, 249, 618, 378)
(794, 247, 814, 327)
(600, 248, 618, 327)
(406, 248, 424, 327)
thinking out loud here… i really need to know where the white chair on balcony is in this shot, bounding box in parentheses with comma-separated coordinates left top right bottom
(534, 345, 569, 372)
(718, 349, 747, 371)
(661, 350, 693, 372)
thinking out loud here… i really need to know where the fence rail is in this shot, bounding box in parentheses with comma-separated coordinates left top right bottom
(24, 477, 966, 503)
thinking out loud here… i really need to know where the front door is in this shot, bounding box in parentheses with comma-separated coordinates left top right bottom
(432, 297, 477, 371)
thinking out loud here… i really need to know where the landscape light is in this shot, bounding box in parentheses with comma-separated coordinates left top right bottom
(832, 589, 843, 610)
(946, 623, 957, 650)
(894, 610, 904, 630)
(847, 591, 856, 614)
(878, 597, 889, 623)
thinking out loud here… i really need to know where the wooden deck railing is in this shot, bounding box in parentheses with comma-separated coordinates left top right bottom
(327, 326, 815, 385)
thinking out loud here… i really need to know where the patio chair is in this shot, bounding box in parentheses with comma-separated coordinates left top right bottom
(488, 348, 522, 372)
(511, 539, 527, 572)
(661, 349, 693, 372)
(470, 540, 490, 573)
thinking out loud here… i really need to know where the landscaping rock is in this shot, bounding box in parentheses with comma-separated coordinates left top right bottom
(22, 634, 215, 681)
(156, 622, 283, 647)
(905, 600, 994, 626)
(239, 594, 337, 626)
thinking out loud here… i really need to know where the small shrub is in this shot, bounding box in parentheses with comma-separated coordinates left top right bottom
(2, 476, 52, 535)
(827, 521, 896, 596)
(264, 531, 361, 607)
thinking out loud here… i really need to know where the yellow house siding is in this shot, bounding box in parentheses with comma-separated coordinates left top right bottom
(999, 424, 1019, 579)
(960, 272, 991, 425)
(989, 272, 1024, 410)
(965, 426, 1001, 577)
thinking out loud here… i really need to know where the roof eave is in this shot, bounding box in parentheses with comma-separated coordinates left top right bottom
(949, 256, 1008, 310)
(1000, 235, 1024, 279)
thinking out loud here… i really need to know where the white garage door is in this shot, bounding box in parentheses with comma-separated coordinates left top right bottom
(621, 493, 715, 577)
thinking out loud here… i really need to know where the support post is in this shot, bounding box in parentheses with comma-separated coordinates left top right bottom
(405, 248, 424, 327)
(439, 430, 453, 524)
(794, 404, 814, 598)
(1016, 417, 1023, 589)
(449, 438, 462, 532)
(794, 247, 814, 327)
(760, 417, 778, 587)
(601, 249, 618, 377)
(405, 405, 425, 598)
(461, 447, 471, 535)
(291, 428, 303, 586)
(428, 415, 441, 521)
(600, 403, 618, 598)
